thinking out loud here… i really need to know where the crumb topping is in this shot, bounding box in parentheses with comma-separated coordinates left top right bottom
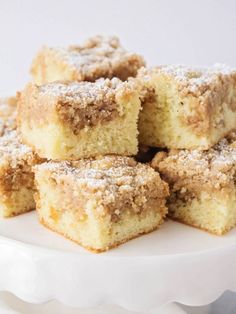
(39, 78, 136, 132)
(40, 77, 123, 98)
(154, 133, 236, 193)
(0, 130, 40, 191)
(138, 64, 236, 97)
(42, 36, 145, 81)
(37, 156, 167, 196)
(0, 130, 36, 168)
(35, 156, 169, 218)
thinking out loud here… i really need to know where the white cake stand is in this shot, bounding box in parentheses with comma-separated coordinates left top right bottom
(0, 211, 236, 313)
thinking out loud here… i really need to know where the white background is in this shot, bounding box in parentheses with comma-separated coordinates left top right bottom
(0, 0, 236, 96)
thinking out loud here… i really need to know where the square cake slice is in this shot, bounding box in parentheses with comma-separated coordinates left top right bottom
(151, 133, 236, 235)
(0, 130, 40, 217)
(34, 156, 169, 252)
(138, 64, 236, 150)
(31, 35, 145, 84)
(18, 78, 141, 160)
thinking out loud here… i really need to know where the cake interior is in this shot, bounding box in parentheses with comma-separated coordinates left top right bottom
(139, 75, 208, 148)
(0, 187, 35, 218)
(169, 190, 236, 235)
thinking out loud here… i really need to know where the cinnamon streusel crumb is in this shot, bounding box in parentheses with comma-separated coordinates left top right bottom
(156, 134, 236, 194)
(31, 35, 145, 84)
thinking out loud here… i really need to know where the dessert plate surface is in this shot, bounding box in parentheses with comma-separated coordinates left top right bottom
(0, 211, 236, 256)
(0, 211, 236, 311)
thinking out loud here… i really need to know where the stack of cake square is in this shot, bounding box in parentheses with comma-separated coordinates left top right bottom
(137, 64, 236, 235)
(17, 36, 169, 252)
(2, 34, 236, 252)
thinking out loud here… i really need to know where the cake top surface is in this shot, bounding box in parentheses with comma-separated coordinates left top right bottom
(138, 64, 236, 95)
(153, 133, 236, 192)
(39, 77, 130, 101)
(56, 36, 133, 63)
(0, 130, 36, 168)
(36, 156, 169, 200)
(36, 35, 145, 81)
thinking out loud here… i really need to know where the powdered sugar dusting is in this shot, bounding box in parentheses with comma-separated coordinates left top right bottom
(36, 156, 164, 195)
(42, 35, 145, 81)
(0, 130, 34, 167)
(140, 64, 236, 94)
(166, 132, 236, 184)
(57, 36, 124, 68)
(167, 64, 236, 92)
(39, 78, 122, 100)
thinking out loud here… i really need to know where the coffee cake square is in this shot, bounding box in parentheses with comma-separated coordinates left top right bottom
(151, 133, 236, 235)
(34, 156, 169, 252)
(138, 64, 236, 150)
(18, 78, 141, 160)
(31, 36, 145, 84)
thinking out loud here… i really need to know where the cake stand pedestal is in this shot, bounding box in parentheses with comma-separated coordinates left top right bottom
(0, 211, 236, 313)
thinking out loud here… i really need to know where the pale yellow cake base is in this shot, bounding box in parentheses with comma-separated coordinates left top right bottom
(169, 191, 236, 235)
(38, 209, 165, 253)
(0, 187, 35, 218)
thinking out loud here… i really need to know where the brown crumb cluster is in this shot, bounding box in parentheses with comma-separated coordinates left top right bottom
(138, 64, 236, 98)
(151, 133, 236, 194)
(20, 78, 138, 134)
(39, 78, 129, 132)
(32, 35, 145, 82)
(0, 130, 40, 191)
(35, 156, 169, 221)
